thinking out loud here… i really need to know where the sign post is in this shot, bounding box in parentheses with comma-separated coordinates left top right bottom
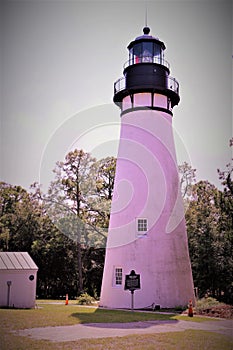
(7, 281, 12, 308)
(131, 290, 134, 310)
(124, 270, 141, 311)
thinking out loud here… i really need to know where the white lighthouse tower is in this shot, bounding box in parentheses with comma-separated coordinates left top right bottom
(100, 27, 195, 309)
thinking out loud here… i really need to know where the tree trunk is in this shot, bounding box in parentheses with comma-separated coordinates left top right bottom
(77, 240, 83, 295)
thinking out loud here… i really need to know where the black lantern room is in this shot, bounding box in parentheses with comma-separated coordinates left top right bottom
(114, 27, 180, 115)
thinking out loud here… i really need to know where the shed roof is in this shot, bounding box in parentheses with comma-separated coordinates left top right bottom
(0, 252, 38, 270)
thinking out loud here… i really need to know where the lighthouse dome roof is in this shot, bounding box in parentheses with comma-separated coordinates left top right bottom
(128, 27, 166, 51)
(135, 27, 159, 41)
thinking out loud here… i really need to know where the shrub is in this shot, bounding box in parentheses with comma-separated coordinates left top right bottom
(76, 293, 95, 305)
(195, 297, 222, 312)
(195, 297, 233, 318)
(174, 305, 187, 312)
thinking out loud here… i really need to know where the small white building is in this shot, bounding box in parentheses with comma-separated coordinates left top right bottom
(0, 252, 38, 308)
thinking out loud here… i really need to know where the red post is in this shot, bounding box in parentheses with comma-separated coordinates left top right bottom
(65, 294, 68, 305)
(188, 299, 193, 317)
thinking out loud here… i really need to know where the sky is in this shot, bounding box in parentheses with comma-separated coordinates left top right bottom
(1, 0, 232, 192)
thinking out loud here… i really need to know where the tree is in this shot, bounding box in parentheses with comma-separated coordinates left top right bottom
(96, 156, 116, 200)
(45, 150, 97, 294)
(32, 226, 80, 299)
(186, 179, 233, 303)
(178, 161, 196, 207)
(82, 247, 105, 298)
(217, 138, 233, 195)
(45, 150, 114, 294)
(178, 156, 232, 303)
(216, 138, 233, 302)
(87, 157, 116, 234)
(0, 182, 40, 252)
(186, 181, 219, 296)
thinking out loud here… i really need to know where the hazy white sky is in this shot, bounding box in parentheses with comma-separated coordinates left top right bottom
(1, 0, 232, 191)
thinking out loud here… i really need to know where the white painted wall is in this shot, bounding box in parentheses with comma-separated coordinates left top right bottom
(100, 106, 195, 309)
(0, 269, 37, 308)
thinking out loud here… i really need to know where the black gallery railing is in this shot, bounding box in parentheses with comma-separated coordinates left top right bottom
(114, 75, 179, 95)
(123, 56, 170, 70)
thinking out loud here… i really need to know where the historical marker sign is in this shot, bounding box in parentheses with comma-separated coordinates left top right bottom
(124, 270, 141, 291)
(124, 270, 141, 310)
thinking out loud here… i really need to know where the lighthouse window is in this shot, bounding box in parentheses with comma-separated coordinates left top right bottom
(153, 43, 162, 57)
(137, 218, 148, 232)
(167, 98, 171, 110)
(143, 42, 153, 54)
(133, 43, 142, 57)
(153, 43, 163, 64)
(114, 267, 123, 285)
(142, 42, 153, 62)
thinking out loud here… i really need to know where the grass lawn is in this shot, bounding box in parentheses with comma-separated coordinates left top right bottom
(0, 303, 232, 350)
(0, 303, 177, 330)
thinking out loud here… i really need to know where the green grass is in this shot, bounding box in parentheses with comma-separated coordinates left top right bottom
(172, 314, 219, 323)
(36, 299, 79, 305)
(70, 331, 233, 350)
(0, 330, 232, 350)
(1, 303, 215, 330)
(0, 303, 232, 350)
(0, 304, 176, 330)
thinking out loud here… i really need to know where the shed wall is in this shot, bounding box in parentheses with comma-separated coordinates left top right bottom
(0, 269, 37, 308)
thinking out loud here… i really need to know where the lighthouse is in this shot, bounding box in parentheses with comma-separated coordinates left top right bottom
(100, 27, 195, 308)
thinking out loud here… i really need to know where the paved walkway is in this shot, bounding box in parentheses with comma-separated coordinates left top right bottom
(16, 319, 233, 342)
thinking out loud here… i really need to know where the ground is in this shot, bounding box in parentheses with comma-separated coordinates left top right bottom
(0, 302, 232, 349)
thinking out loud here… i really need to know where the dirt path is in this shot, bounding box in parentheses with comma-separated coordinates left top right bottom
(16, 319, 232, 342)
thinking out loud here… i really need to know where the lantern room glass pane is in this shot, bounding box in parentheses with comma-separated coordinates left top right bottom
(142, 42, 153, 56)
(142, 42, 153, 62)
(153, 43, 161, 57)
(129, 48, 133, 60)
(133, 43, 143, 57)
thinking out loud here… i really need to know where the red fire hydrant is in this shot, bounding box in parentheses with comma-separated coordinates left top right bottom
(188, 299, 193, 317)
